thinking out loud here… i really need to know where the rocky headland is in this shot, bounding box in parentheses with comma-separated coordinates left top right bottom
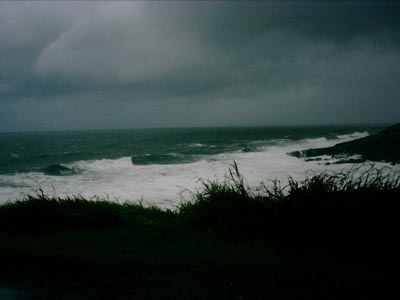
(289, 123, 400, 164)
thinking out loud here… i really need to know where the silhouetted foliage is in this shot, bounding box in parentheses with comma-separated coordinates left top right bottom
(1, 163, 399, 243)
(180, 164, 400, 242)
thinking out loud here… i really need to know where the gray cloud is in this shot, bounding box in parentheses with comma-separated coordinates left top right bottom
(0, 1, 399, 131)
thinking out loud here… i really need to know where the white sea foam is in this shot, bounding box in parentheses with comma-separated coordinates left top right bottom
(335, 131, 369, 139)
(188, 143, 206, 147)
(0, 132, 398, 209)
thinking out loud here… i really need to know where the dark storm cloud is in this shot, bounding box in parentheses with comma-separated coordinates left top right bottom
(0, 1, 399, 131)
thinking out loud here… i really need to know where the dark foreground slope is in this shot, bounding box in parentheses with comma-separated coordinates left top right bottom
(1, 167, 400, 300)
(290, 123, 400, 164)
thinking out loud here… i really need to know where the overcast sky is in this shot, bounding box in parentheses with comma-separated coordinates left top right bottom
(1, 1, 399, 131)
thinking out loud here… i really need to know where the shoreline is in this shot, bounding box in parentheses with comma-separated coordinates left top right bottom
(1, 167, 399, 299)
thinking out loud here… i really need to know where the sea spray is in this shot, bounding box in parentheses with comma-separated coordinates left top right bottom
(1, 126, 396, 208)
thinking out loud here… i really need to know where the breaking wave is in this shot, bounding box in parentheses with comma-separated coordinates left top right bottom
(41, 164, 81, 176)
(131, 153, 195, 165)
(2, 130, 399, 208)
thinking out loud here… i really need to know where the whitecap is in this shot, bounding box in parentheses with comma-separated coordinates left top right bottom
(1, 131, 399, 208)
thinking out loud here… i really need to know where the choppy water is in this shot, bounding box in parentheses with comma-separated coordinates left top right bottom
(0, 125, 396, 208)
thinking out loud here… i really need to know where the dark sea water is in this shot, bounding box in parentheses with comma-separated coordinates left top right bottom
(0, 125, 392, 207)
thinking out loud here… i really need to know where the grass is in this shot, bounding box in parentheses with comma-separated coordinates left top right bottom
(0, 190, 175, 234)
(1, 162, 399, 240)
(179, 163, 400, 241)
(1, 163, 400, 299)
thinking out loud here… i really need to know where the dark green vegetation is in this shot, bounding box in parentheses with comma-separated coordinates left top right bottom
(290, 123, 400, 164)
(1, 164, 400, 299)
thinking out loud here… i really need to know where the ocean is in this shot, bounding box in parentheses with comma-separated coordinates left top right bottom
(0, 125, 395, 208)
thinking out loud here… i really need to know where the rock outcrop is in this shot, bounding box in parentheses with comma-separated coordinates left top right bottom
(289, 123, 400, 164)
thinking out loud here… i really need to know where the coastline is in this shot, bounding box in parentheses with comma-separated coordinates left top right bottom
(1, 167, 399, 299)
